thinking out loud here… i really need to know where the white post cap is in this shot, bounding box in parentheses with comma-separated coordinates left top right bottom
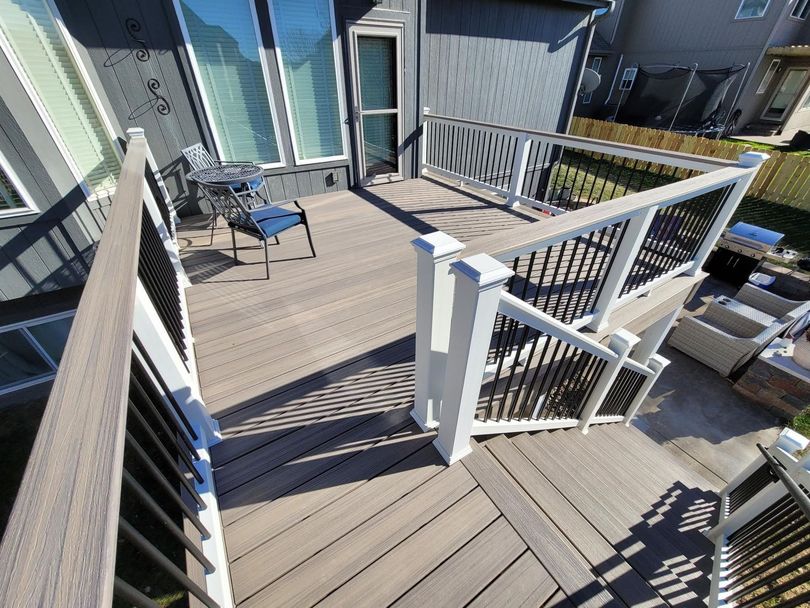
(412, 231, 465, 258)
(738, 151, 769, 167)
(451, 254, 514, 289)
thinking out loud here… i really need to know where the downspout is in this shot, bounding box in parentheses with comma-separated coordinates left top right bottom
(563, 0, 615, 134)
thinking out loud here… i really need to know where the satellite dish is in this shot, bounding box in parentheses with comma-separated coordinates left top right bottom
(580, 68, 601, 94)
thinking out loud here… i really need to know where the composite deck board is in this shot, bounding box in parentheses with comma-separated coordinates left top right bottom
(178, 178, 717, 607)
(466, 550, 560, 608)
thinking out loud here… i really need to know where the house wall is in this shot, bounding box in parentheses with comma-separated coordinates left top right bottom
(420, 0, 591, 133)
(0, 0, 594, 305)
(0, 53, 103, 302)
(575, 0, 810, 128)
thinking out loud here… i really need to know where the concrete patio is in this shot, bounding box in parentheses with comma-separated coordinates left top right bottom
(632, 276, 785, 487)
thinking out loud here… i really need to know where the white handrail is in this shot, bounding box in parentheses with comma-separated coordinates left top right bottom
(497, 292, 617, 362)
(622, 357, 654, 377)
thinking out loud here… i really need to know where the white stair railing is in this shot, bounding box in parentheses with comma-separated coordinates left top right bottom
(421, 249, 669, 464)
(707, 430, 810, 608)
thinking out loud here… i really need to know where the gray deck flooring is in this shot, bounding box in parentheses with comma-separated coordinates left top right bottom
(178, 178, 719, 607)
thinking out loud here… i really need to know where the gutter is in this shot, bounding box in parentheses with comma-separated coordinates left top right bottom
(562, 0, 615, 134)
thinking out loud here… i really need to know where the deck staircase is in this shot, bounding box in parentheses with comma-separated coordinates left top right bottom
(471, 424, 718, 607)
(210, 350, 719, 607)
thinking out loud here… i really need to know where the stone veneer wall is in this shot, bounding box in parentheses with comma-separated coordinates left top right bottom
(734, 359, 810, 420)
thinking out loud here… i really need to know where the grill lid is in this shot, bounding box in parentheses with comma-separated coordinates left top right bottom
(727, 222, 784, 247)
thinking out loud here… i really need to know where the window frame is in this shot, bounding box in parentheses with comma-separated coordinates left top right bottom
(792, 0, 810, 19)
(0, 148, 39, 218)
(172, 0, 286, 169)
(735, 0, 771, 20)
(757, 59, 781, 94)
(582, 56, 602, 105)
(267, 0, 350, 166)
(619, 67, 637, 91)
(0, 310, 75, 396)
(0, 0, 122, 200)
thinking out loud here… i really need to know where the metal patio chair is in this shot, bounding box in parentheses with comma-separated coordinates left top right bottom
(181, 143, 267, 235)
(195, 180, 316, 279)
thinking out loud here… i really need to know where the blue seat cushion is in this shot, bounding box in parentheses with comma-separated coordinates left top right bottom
(229, 205, 302, 238)
(234, 177, 264, 192)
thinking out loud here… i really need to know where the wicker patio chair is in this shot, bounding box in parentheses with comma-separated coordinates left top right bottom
(734, 284, 810, 323)
(195, 180, 315, 279)
(668, 300, 785, 377)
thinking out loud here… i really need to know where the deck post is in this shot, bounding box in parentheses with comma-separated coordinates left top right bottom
(412, 232, 465, 430)
(631, 308, 680, 364)
(434, 254, 513, 464)
(506, 132, 531, 208)
(419, 107, 430, 176)
(622, 354, 669, 425)
(586, 206, 659, 331)
(685, 151, 769, 276)
(578, 329, 639, 434)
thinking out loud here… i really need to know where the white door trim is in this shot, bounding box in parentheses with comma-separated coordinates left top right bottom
(346, 19, 404, 187)
(760, 66, 809, 123)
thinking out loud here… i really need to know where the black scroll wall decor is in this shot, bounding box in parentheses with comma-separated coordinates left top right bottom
(125, 17, 171, 117)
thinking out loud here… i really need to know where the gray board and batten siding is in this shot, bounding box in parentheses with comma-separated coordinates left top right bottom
(0, 0, 597, 303)
(420, 0, 592, 134)
(0, 51, 105, 302)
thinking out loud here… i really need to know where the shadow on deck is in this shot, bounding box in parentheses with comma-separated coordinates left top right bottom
(177, 178, 718, 607)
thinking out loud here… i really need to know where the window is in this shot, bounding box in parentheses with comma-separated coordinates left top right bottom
(619, 67, 637, 91)
(757, 59, 781, 94)
(269, 0, 347, 163)
(175, 0, 283, 166)
(582, 56, 602, 104)
(793, 0, 810, 19)
(0, 0, 120, 195)
(0, 311, 74, 396)
(736, 0, 770, 19)
(801, 88, 810, 110)
(0, 149, 38, 217)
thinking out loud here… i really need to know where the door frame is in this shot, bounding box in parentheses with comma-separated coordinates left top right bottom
(760, 67, 809, 123)
(346, 19, 404, 187)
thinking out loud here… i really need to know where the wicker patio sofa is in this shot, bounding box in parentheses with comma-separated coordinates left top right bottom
(668, 300, 786, 377)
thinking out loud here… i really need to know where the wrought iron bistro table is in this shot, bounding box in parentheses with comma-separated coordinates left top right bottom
(188, 163, 267, 208)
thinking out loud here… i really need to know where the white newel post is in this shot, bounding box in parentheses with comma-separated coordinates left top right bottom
(412, 232, 465, 430)
(622, 354, 669, 425)
(433, 254, 514, 464)
(631, 308, 680, 364)
(578, 328, 640, 433)
(506, 132, 531, 208)
(419, 107, 430, 176)
(587, 207, 660, 331)
(686, 151, 769, 276)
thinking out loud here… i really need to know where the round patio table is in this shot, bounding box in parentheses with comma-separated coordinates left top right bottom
(188, 163, 263, 190)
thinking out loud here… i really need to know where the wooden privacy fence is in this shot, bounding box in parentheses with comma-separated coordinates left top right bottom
(572, 117, 810, 211)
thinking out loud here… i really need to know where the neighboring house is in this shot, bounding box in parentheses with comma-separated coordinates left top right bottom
(576, 0, 810, 137)
(0, 0, 607, 400)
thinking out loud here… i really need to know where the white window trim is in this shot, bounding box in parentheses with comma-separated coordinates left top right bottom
(791, 0, 810, 19)
(267, 0, 350, 166)
(0, 0, 122, 201)
(0, 148, 39, 218)
(172, 0, 286, 169)
(619, 67, 637, 91)
(757, 59, 781, 94)
(0, 309, 75, 397)
(735, 0, 771, 20)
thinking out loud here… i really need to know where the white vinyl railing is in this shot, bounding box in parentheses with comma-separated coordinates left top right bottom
(421, 111, 737, 213)
(706, 429, 810, 608)
(413, 122, 769, 464)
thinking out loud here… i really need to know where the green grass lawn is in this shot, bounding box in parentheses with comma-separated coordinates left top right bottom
(723, 138, 810, 158)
